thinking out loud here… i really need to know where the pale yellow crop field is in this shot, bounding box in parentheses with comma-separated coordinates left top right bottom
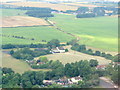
(3, 2, 78, 11)
(0, 16, 50, 27)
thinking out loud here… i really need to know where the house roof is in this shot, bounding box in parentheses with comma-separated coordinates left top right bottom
(96, 65, 107, 69)
(58, 47, 65, 50)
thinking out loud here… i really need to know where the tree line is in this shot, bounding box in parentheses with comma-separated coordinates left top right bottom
(25, 7, 54, 18)
(10, 47, 51, 60)
(2, 39, 64, 49)
(68, 41, 117, 61)
(1, 34, 35, 41)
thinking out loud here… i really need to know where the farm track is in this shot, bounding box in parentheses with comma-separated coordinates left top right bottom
(45, 19, 118, 55)
(46, 19, 80, 42)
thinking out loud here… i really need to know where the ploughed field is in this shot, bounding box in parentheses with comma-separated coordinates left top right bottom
(3, 2, 78, 11)
(1, 16, 50, 27)
(3, 2, 99, 11)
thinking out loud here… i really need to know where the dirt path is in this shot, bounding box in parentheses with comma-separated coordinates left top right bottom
(46, 19, 80, 42)
(99, 77, 119, 89)
(46, 19, 118, 55)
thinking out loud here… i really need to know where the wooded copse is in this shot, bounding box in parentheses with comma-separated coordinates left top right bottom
(76, 7, 118, 18)
(25, 8, 54, 18)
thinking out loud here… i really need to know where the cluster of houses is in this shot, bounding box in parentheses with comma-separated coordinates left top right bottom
(43, 76, 82, 86)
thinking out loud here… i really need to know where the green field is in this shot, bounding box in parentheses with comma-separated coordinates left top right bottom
(1, 9, 118, 51)
(1, 51, 51, 74)
(2, 26, 74, 44)
(1, 9, 27, 17)
(50, 14, 118, 51)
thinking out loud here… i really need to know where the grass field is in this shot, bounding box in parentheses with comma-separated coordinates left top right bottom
(1, 9, 27, 17)
(2, 36, 37, 45)
(44, 46, 112, 65)
(1, 51, 50, 74)
(50, 14, 118, 51)
(2, 26, 74, 45)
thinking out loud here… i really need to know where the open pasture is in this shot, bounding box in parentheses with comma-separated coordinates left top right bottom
(0, 51, 50, 74)
(44, 45, 112, 65)
(2, 26, 74, 45)
(50, 14, 118, 51)
(1, 9, 27, 17)
(1, 16, 50, 27)
(44, 53, 111, 65)
(1, 36, 37, 45)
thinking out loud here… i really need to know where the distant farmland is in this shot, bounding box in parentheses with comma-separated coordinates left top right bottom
(50, 14, 118, 51)
(2, 26, 74, 45)
(1, 9, 118, 52)
(1, 9, 27, 17)
(61, 3, 99, 8)
(3, 2, 78, 11)
(1, 16, 50, 27)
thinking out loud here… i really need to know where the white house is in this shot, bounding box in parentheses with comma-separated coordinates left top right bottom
(69, 76, 82, 84)
(51, 47, 65, 53)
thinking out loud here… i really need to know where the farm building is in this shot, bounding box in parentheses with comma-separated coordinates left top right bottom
(69, 76, 82, 84)
(43, 80, 53, 85)
(51, 47, 65, 53)
(96, 65, 107, 69)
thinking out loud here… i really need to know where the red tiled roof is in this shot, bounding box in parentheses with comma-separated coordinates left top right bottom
(96, 65, 107, 69)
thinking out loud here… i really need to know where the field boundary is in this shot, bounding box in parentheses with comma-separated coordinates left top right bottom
(46, 19, 80, 41)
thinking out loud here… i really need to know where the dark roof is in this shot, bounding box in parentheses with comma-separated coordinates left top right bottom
(58, 47, 64, 50)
